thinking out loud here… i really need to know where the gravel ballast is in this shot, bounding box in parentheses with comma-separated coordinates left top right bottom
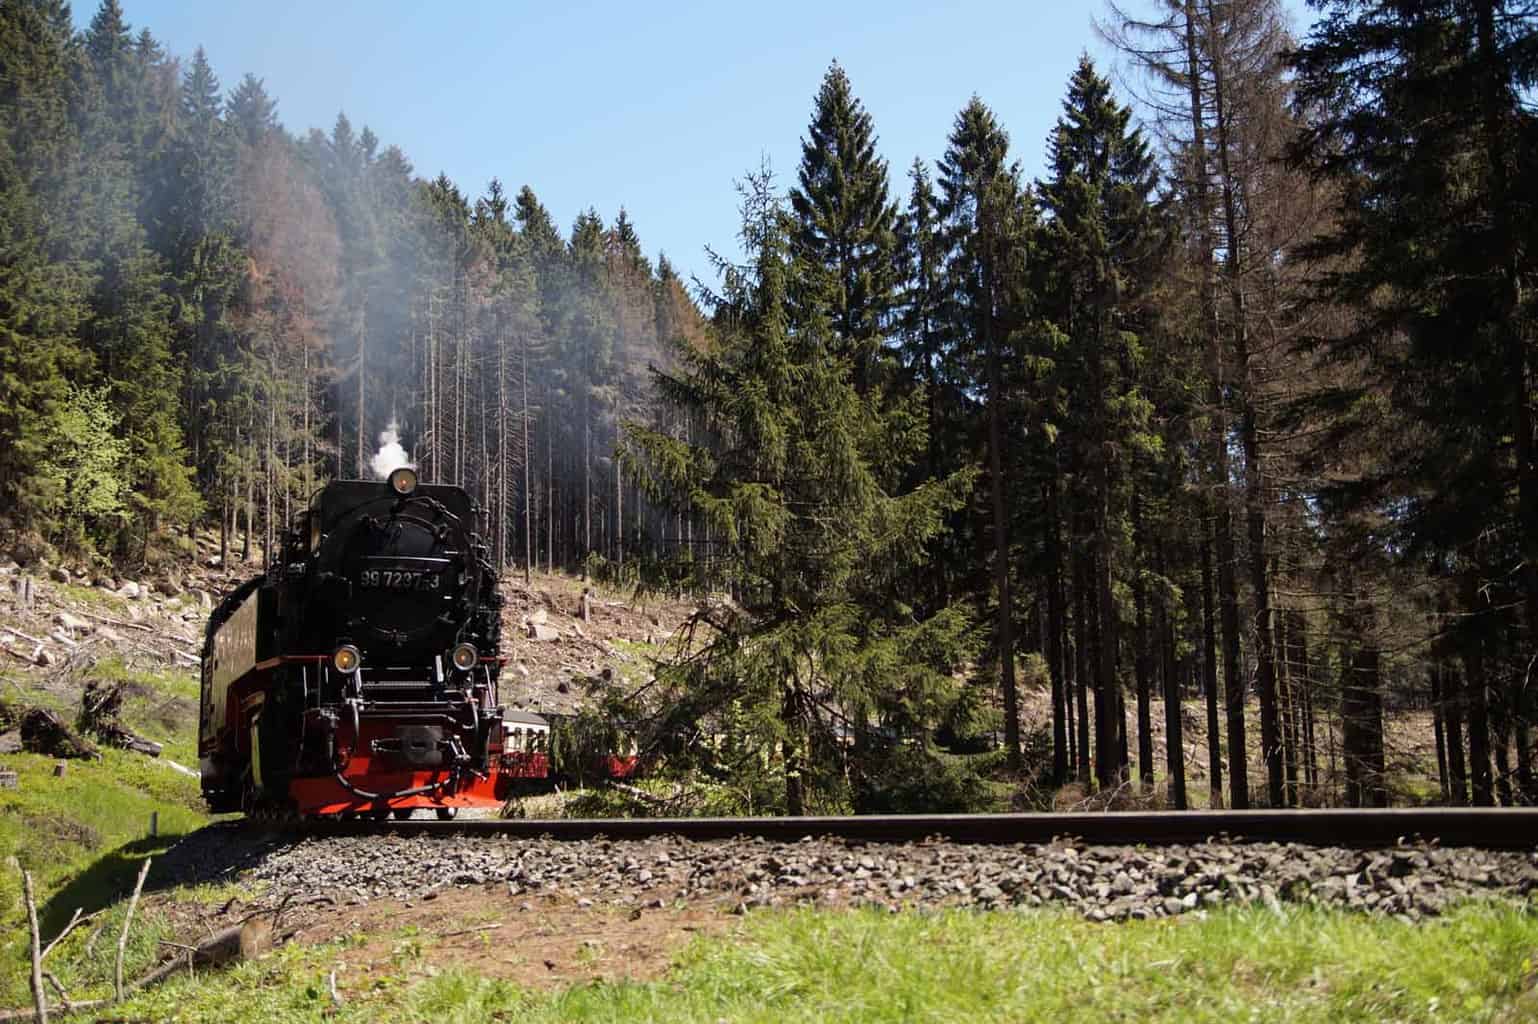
(154, 825, 1538, 922)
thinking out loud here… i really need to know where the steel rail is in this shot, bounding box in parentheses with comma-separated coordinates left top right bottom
(291, 808, 1538, 849)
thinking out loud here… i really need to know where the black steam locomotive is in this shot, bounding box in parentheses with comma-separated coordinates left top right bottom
(198, 467, 510, 819)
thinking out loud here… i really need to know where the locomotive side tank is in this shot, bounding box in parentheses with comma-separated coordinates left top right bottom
(199, 467, 509, 818)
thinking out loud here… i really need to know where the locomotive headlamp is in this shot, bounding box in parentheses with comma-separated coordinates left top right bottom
(388, 466, 418, 496)
(451, 643, 478, 672)
(332, 644, 361, 674)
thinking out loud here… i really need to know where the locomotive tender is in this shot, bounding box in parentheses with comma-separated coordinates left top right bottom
(199, 467, 510, 818)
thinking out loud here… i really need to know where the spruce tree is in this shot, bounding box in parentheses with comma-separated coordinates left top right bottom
(0, 0, 93, 534)
(1038, 57, 1166, 789)
(788, 62, 900, 395)
(227, 73, 279, 147)
(623, 168, 976, 814)
(1292, 0, 1538, 802)
(937, 97, 1030, 768)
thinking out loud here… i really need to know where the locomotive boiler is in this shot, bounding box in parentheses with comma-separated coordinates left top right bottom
(198, 467, 510, 819)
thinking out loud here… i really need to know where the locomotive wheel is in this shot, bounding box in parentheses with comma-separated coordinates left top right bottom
(366, 808, 390, 822)
(392, 809, 415, 821)
(435, 807, 458, 821)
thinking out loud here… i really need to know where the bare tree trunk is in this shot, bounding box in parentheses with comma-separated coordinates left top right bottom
(242, 428, 253, 563)
(427, 294, 437, 482)
(1074, 541, 1093, 783)
(1431, 661, 1450, 802)
(1279, 609, 1299, 806)
(1200, 509, 1224, 807)
(356, 301, 367, 481)
(1132, 495, 1153, 791)
(1205, 4, 1280, 807)
(1157, 539, 1186, 808)
(522, 335, 533, 586)
(1463, 571, 1496, 806)
(265, 377, 275, 572)
(546, 414, 554, 571)
(616, 427, 624, 567)
(984, 261, 1021, 771)
(1436, 599, 1469, 804)
(1493, 689, 1515, 806)
(584, 395, 592, 560)
(303, 336, 312, 498)
(1341, 590, 1386, 808)
(1065, 627, 1078, 778)
(1046, 477, 1069, 785)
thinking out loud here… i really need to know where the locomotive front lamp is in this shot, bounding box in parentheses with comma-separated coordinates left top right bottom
(333, 644, 361, 674)
(451, 643, 478, 672)
(388, 466, 419, 496)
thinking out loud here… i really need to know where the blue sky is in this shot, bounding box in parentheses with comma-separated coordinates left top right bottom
(83, 0, 1315, 283)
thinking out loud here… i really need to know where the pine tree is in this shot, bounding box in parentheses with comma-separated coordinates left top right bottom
(623, 168, 976, 814)
(76, 1, 200, 554)
(896, 158, 949, 484)
(1291, 0, 1538, 803)
(1038, 57, 1166, 790)
(227, 73, 279, 147)
(0, 0, 94, 534)
(787, 62, 900, 395)
(937, 97, 1030, 768)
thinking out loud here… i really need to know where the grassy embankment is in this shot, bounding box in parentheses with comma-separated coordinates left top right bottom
(57, 901, 1538, 1023)
(0, 657, 213, 1005)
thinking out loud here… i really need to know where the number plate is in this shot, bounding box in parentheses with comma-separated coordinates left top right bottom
(357, 569, 443, 592)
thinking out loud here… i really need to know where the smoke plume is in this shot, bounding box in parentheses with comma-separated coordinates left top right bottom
(370, 419, 413, 479)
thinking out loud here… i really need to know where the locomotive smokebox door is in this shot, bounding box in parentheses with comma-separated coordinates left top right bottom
(396, 725, 445, 768)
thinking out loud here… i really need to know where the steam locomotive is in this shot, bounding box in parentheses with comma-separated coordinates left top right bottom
(199, 467, 509, 819)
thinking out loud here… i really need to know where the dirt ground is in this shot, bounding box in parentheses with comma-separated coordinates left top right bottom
(153, 885, 738, 992)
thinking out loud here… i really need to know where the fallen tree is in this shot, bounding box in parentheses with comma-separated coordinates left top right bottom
(78, 682, 162, 757)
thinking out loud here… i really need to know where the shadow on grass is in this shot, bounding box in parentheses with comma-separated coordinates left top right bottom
(40, 832, 190, 934)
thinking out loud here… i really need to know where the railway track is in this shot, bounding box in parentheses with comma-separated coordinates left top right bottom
(293, 807, 1538, 849)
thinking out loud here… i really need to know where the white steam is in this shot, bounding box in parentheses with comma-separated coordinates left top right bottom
(370, 419, 413, 479)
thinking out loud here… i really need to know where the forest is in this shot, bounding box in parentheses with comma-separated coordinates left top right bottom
(0, 0, 1535, 813)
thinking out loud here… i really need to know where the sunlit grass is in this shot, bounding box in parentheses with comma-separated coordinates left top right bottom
(60, 901, 1538, 1023)
(0, 748, 207, 1005)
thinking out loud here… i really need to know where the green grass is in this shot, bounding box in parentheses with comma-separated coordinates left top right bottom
(52, 581, 131, 613)
(82, 656, 201, 765)
(43, 901, 1538, 1023)
(0, 747, 208, 1005)
(0, 648, 215, 1004)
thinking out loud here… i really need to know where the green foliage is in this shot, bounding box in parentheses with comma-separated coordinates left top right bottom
(850, 744, 1001, 814)
(624, 166, 977, 815)
(787, 62, 900, 393)
(37, 384, 130, 538)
